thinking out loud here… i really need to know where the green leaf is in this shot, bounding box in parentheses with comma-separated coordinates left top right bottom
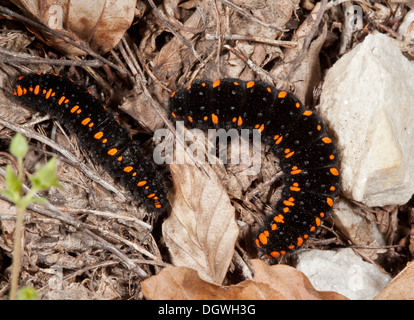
(1, 165, 21, 204)
(17, 286, 38, 300)
(30, 157, 61, 192)
(10, 133, 28, 159)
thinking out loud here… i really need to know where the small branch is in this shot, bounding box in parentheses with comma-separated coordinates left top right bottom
(206, 33, 298, 48)
(0, 47, 103, 67)
(217, 0, 288, 32)
(223, 44, 282, 84)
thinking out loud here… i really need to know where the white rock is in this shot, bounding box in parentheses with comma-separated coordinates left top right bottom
(398, 9, 414, 41)
(318, 32, 414, 207)
(295, 248, 391, 300)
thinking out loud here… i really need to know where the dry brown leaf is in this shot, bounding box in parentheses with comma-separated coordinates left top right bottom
(162, 160, 239, 284)
(375, 261, 414, 299)
(11, 0, 136, 55)
(141, 259, 348, 300)
(271, 2, 327, 104)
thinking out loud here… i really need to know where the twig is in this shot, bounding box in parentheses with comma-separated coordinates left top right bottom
(223, 44, 282, 84)
(0, 47, 103, 67)
(217, 0, 288, 32)
(206, 33, 298, 48)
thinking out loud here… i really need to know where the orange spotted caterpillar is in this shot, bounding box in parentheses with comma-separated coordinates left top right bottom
(13, 73, 168, 212)
(169, 79, 340, 258)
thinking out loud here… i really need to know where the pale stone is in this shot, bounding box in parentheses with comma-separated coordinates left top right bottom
(398, 9, 414, 40)
(331, 200, 385, 255)
(295, 248, 391, 300)
(318, 32, 414, 206)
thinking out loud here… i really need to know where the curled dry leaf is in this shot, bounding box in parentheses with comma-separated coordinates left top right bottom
(271, 2, 327, 104)
(162, 160, 239, 284)
(375, 261, 414, 299)
(141, 259, 348, 300)
(11, 0, 136, 55)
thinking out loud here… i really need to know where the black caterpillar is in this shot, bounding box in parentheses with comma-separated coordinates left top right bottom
(169, 79, 340, 258)
(13, 73, 168, 212)
(13, 74, 340, 258)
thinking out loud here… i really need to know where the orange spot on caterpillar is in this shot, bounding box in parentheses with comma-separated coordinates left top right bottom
(327, 197, 334, 207)
(303, 110, 312, 116)
(259, 232, 269, 245)
(107, 148, 117, 156)
(212, 114, 218, 124)
(58, 96, 66, 105)
(81, 118, 91, 126)
(285, 150, 295, 158)
(237, 116, 243, 126)
(17, 85, 23, 96)
(246, 81, 255, 88)
(270, 251, 280, 258)
(45, 88, 53, 99)
(213, 80, 220, 88)
(290, 184, 301, 191)
(283, 199, 295, 206)
(330, 167, 339, 176)
(34, 85, 40, 95)
(123, 166, 133, 173)
(278, 91, 287, 98)
(258, 124, 264, 132)
(273, 214, 284, 223)
(137, 181, 147, 187)
(94, 131, 103, 139)
(322, 137, 332, 144)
